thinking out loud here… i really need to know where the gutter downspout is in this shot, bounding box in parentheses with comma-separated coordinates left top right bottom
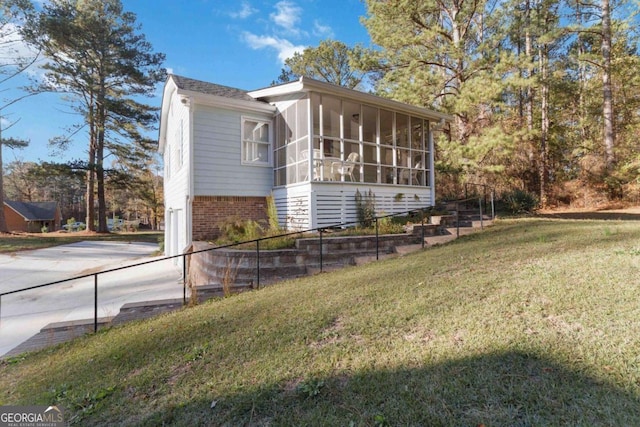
(186, 96, 194, 254)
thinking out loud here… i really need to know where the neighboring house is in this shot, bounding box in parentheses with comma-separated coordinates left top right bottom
(3, 200, 62, 232)
(159, 74, 451, 257)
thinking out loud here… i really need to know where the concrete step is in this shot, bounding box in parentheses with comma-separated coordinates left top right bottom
(192, 283, 256, 300)
(353, 251, 402, 266)
(3, 317, 113, 358)
(306, 263, 353, 274)
(112, 299, 184, 325)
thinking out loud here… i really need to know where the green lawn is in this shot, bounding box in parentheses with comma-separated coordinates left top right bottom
(0, 231, 162, 253)
(1, 218, 639, 425)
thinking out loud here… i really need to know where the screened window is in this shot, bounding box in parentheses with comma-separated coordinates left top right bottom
(242, 117, 271, 166)
(343, 101, 360, 141)
(283, 92, 433, 187)
(322, 96, 341, 138)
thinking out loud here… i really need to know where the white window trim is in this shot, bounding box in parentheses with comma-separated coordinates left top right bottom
(241, 116, 272, 167)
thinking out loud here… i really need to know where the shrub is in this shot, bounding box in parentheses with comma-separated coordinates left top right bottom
(377, 216, 406, 234)
(217, 217, 264, 243)
(499, 189, 539, 215)
(265, 193, 282, 234)
(355, 189, 376, 227)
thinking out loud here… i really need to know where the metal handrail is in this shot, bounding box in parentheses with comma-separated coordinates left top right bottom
(464, 183, 495, 220)
(0, 205, 439, 334)
(449, 195, 493, 238)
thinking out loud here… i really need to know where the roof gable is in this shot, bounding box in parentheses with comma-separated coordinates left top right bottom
(4, 201, 59, 221)
(249, 77, 453, 122)
(170, 75, 260, 103)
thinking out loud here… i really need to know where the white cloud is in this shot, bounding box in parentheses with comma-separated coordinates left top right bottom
(230, 2, 258, 19)
(270, 1, 302, 35)
(312, 20, 333, 38)
(0, 23, 39, 67)
(242, 32, 304, 64)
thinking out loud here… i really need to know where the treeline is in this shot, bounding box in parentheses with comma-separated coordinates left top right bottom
(3, 159, 163, 230)
(363, 0, 640, 207)
(1, 0, 165, 233)
(280, 1, 640, 207)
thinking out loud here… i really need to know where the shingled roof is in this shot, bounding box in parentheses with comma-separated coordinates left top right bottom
(171, 74, 262, 103)
(4, 201, 59, 221)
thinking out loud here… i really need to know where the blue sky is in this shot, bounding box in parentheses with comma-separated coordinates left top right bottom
(0, 0, 372, 164)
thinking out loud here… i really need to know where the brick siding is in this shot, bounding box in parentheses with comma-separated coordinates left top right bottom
(192, 195, 268, 240)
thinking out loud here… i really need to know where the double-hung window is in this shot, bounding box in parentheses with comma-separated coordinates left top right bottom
(242, 117, 271, 166)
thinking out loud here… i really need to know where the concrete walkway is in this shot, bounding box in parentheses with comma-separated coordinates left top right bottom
(0, 241, 183, 357)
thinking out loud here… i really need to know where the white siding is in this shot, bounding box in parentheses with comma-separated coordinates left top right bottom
(274, 182, 433, 231)
(192, 105, 273, 196)
(163, 92, 191, 256)
(273, 184, 312, 230)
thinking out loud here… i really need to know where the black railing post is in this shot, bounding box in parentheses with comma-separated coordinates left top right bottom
(479, 197, 484, 230)
(256, 239, 260, 289)
(94, 274, 98, 333)
(183, 253, 187, 305)
(491, 190, 495, 220)
(319, 228, 324, 273)
(421, 209, 425, 249)
(456, 201, 460, 238)
(483, 186, 488, 210)
(375, 217, 379, 260)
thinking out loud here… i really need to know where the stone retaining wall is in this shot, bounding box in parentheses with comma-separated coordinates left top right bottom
(188, 233, 420, 288)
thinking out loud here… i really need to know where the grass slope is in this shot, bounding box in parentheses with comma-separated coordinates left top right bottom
(1, 219, 639, 425)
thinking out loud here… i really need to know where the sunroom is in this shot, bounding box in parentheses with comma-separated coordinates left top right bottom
(248, 78, 451, 230)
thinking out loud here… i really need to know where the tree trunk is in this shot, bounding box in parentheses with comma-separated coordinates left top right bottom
(451, 13, 470, 146)
(85, 95, 96, 232)
(525, 0, 537, 191)
(539, 42, 549, 207)
(96, 137, 107, 232)
(92, 72, 108, 233)
(86, 147, 95, 231)
(601, 0, 615, 168)
(576, 2, 588, 141)
(96, 104, 108, 233)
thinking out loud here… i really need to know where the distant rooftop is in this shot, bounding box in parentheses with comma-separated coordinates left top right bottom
(4, 201, 59, 221)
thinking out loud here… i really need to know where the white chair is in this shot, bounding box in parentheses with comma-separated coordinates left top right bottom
(399, 161, 423, 185)
(302, 149, 332, 180)
(331, 152, 359, 181)
(411, 161, 422, 185)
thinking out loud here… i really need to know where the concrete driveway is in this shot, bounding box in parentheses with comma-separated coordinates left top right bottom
(0, 241, 183, 357)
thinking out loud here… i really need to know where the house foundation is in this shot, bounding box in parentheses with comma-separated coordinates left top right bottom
(192, 195, 268, 240)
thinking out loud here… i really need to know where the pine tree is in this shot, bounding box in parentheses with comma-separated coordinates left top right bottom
(275, 39, 374, 89)
(21, 0, 165, 232)
(363, 0, 512, 185)
(0, 0, 35, 233)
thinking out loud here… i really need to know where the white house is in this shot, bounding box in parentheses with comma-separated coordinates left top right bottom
(159, 74, 451, 257)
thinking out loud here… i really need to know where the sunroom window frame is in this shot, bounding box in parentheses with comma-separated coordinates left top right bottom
(241, 115, 273, 167)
